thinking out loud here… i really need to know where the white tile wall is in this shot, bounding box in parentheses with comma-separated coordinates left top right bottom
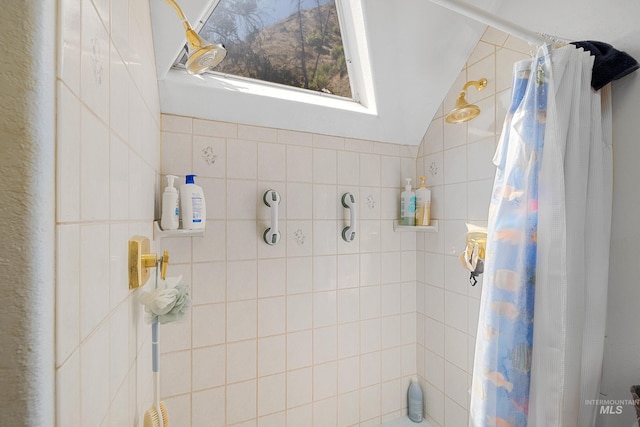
(158, 112, 418, 426)
(55, 3, 162, 426)
(417, 26, 530, 427)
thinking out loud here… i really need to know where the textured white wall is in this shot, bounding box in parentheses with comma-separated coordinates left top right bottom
(599, 56, 640, 427)
(0, 1, 56, 426)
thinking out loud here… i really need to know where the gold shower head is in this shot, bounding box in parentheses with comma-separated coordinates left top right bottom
(184, 27, 227, 75)
(445, 78, 487, 124)
(165, 0, 227, 75)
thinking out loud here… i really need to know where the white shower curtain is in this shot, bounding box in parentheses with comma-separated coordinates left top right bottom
(470, 44, 613, 427)
(528, 44, 612, 426)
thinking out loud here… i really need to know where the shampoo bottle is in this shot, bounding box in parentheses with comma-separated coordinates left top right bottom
(161, 174, 180, 230)
(407, 377, 424, 422)
(400, 178, 416, 226)
(180, 174, 206, 230)
(415, 175, 431, 226)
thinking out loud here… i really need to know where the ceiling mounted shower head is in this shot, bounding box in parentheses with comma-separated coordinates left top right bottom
(165, 0, 227, 75)
(184, 28, 227, 75)
(445, 78, 487, 124)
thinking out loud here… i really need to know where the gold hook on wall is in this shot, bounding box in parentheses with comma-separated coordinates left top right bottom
(458, 224, 487, 286)
(128, 236, 170, 289)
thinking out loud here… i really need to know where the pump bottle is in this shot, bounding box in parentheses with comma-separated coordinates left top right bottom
(400, 178, 416, 226)
(161, 175, 179, 230)
(180, 174, 206, 230)
(415, 175, 431, 226)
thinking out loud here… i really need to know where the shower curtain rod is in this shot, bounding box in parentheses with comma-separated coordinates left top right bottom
(428, 0, 548, 45)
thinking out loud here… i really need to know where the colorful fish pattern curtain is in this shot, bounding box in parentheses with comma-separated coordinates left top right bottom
(470, 47, 550, 427)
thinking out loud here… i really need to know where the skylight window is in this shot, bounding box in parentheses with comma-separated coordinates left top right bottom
(176, 0, 353, 98)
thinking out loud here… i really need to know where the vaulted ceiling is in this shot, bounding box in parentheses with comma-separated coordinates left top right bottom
(150, 0, 640, 145)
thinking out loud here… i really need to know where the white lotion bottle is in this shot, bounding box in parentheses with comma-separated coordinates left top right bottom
(180, 174, 206, 230)
(415, 175, 431, 226)
(400, 178, 416, 226)
(160, 175, 179, 230)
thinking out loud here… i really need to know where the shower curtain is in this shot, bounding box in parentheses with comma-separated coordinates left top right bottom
(470, 44, 613, 427)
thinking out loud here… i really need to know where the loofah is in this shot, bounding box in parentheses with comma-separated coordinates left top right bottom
(139, 275, 191, 324)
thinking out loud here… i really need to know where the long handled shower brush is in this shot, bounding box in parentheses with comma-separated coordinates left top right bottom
(143, 318, 169, 427)
(144, 258, 170, 427)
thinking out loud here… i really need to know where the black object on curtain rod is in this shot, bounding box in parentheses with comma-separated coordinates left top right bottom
(570, 41, 639, 90)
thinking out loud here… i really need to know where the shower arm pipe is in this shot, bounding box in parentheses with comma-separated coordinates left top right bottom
(428, 0, 548, 45)
(163, 0, 208, 49)
(164, 0, 189, 27)
(463, 78, 487, 92)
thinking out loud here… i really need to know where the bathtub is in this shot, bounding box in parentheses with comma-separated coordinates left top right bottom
(379, 416, 433, 427)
